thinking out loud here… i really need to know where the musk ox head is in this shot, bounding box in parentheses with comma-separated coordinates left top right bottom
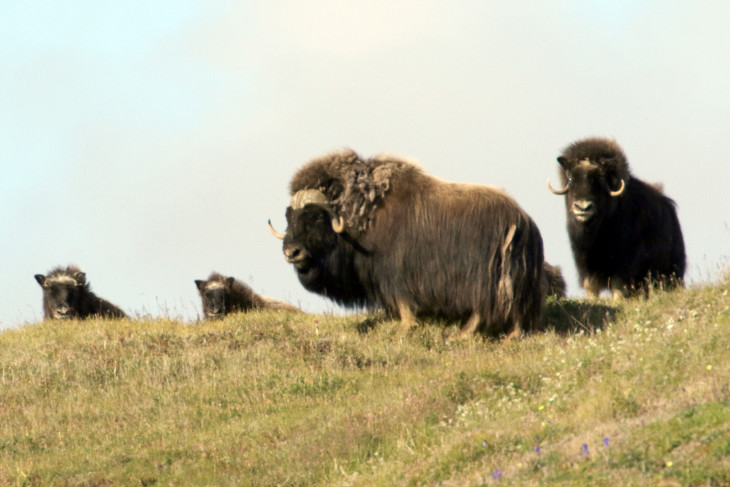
(269, 189, 344, 272)
(35, 266, 88, 320)
(268, 189, 356, 300)
(268, 150, 404, 307)
(548, 137, 629, 227)
(195, 275, 237, 319)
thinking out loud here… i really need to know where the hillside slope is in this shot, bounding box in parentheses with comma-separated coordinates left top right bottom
(1, 279, 729, 486)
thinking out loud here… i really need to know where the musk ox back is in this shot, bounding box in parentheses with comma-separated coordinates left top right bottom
(34, 265, 127, 320)
(195, 272, 299, 319)
(548, 137, 685, 298)
(270, 149, 545, 337)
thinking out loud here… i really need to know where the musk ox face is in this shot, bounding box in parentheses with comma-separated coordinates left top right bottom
(35, 271, 86, 320)
(283, 205, 341, 274)
(548, 138, 627, 228)
(269, 189, 349, 289)
(270, 188, 369, 307)
(195, 277, 235, 319)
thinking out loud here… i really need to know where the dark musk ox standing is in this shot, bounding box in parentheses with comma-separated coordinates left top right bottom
(269, 149, 545, 338)
(548, 137, 685, 298)
(34, 265, 127, 320)
(194, 272, 300, 319)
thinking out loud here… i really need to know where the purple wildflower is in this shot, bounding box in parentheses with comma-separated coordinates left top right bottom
(582, 443, 590, 456)
(603, 437, 609, 447)
(492, 469, 502, 480)
(535, 446, 541, 453)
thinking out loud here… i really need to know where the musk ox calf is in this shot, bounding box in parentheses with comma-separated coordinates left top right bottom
(194, 272, 300, 319)
(543, 262, 567, 299)
(269, 149, 545, 338)
(34, 265, 127, 320)
(548, 137, 685, 298)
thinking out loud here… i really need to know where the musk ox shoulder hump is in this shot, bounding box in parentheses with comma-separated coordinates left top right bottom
(289, 149, 425, 233)
(289, 149, 362, 197)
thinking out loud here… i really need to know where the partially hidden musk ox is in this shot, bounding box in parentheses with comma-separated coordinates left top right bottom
(548, 137, 686, 298)
(269, 149, 545, 338)
(34, 265, 127, 320)
(195, 272, 300, 319)
(543, 262, 567, 299)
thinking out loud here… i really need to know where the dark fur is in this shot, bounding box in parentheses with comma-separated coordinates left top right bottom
(34, 265, 126, 320)
(194, 272, 299, 319)
(543, 262, 567, 299)
(554, 137, 685, 297)
(280, 149, 545, 337)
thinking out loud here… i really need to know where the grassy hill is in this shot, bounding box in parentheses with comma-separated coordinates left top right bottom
(1, 278, 729, 486)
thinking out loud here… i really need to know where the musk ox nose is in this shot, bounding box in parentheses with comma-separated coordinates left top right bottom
(284, 244, 308, 264)
(572, 200, 596, 222)
(573, 201, 593, 212)
(54, 307, 72, 318)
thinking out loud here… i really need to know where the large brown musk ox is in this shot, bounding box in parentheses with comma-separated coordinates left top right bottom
(269, 150, 545, 337)
(194, 272, 300, 319)
(34, 265, 127, 320)
(548, 137, 685, 298)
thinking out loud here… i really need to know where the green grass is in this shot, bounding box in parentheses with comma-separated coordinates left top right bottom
(1, 278, 729, 486)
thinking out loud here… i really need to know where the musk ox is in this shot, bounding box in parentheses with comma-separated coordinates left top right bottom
(269, 149, 545, 337)
(543, 262, 567, 299)
(194, 272, 300, 319)
(34, 265, 127, 320)
(548, 137, 685, 298)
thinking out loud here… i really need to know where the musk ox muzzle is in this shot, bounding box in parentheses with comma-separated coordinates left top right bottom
(283, 242, 310, 266)
(51, 306, 75, 320)
(571, 200, 596, 222)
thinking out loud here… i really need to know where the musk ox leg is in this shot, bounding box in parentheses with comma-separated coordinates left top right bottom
(458, 312, 482, 339)
(504, 323, 522, 341)
(583, 276, 603, 299)
(396, 298, 417, 333)
(609, 277, 629, 300)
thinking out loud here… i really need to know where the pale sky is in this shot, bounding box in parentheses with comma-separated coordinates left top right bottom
(2, 1, 729, 328)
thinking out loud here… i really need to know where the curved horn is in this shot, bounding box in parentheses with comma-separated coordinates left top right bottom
(290, 189, 329, 210)
(547, 178, 570, 195)
(267, 219, 285, 240)
(331, 216, 345, 234)
(290, 189, 346, 233)
(609, 179, 626, 197)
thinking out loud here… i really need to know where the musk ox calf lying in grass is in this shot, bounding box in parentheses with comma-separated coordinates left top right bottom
(194, 272, 300, 319)
(270, 149, 545, 338)
(548, 137, 685, 298)
(543, 262, 567, 299)
(34, 265, 127, 320)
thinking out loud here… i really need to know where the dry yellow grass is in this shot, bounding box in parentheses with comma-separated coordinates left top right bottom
(1, 278, 729, 486)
